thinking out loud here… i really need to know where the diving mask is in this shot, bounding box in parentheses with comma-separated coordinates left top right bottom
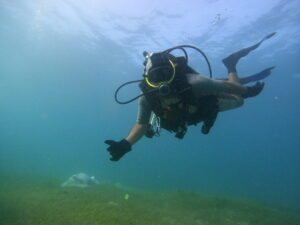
(144, 52, 176, 89)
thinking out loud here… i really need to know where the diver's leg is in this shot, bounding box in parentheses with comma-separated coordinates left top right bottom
(223, 32, 276, 74)
(220, 71, 265, 98)
(221, 78, 246, 94)
(188, 73, 263, 99)
(221, 33, 275, 97)
(242, 81, 265, 98)
(228, 72, 239, 83)
(222, 75, 265, 98)
(187, 73, 247, 97)
(218, 94, 244, 112)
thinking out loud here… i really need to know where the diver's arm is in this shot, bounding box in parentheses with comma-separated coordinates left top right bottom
(104, 96, 151, 161)
(125, 123, 148, 145)
(126, 96, 152, 145)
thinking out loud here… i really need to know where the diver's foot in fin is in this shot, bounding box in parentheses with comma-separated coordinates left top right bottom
(239, 66, 275, 84)
(263, 32, 276, 41)
(222, 32, 276, 73)
(259, 66, 275, 77)
(222, 54, 239, 73)
(251, 66, 275, 80)
(222, 44, 261, 73)
(242, 82, 265, 99)
(262, 66, 275, 73)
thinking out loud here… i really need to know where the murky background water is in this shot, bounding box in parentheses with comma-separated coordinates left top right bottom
(0, 0, 299, 217)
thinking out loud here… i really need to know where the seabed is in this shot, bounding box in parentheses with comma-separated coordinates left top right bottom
(0, 173, 299, 225)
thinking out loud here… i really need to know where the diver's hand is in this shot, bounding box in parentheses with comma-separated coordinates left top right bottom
(105, 139, 131, 161)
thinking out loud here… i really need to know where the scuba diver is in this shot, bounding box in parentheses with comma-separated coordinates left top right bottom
(105, 32, 276, 161)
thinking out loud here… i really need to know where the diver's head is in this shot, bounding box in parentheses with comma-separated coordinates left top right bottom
(143, 52, 176, 95)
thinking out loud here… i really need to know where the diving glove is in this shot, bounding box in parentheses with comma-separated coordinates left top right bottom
(105, 139, 131, 161)
(242, 82, 265, 99)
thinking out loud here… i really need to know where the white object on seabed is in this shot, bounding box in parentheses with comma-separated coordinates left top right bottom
(61, 172, 99, 188)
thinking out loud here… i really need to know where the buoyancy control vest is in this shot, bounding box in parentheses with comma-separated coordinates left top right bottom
(114, 44, 218, 139)
(139, 54, 219, 139)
